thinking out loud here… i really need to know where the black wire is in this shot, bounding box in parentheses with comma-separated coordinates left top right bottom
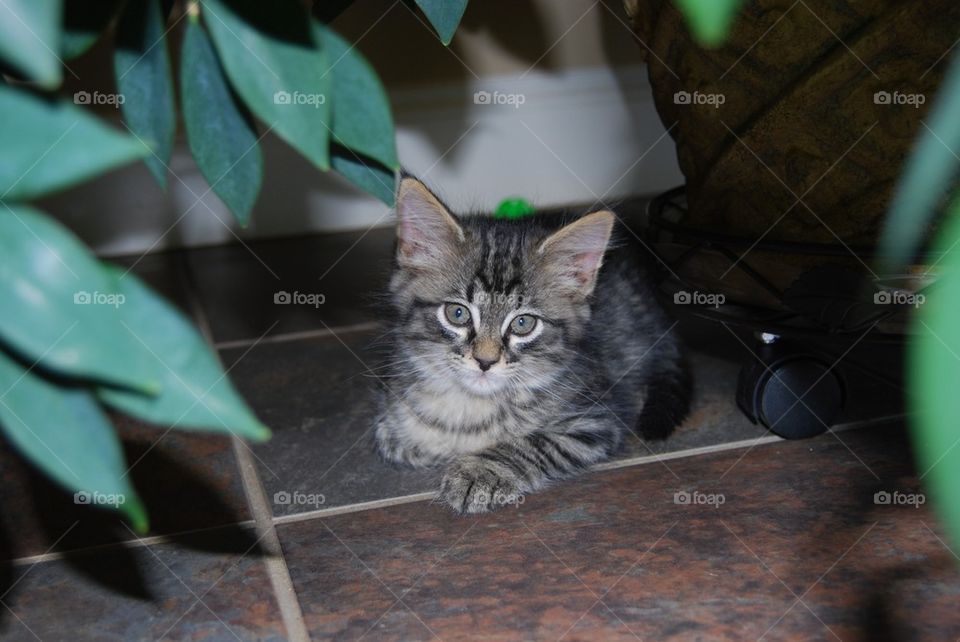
(644, 185, 921, 344)
(649, 186, 880, 257)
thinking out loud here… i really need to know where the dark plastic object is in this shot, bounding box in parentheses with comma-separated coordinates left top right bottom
(737, 340, 845, 439)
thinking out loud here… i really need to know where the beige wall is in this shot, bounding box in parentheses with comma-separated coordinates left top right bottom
(333, 0, 644, 88)
(43, 1, 683, 254)
(59, 1, 646, 120)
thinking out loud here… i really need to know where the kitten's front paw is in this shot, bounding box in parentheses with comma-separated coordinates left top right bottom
(439, 457, 524, 514)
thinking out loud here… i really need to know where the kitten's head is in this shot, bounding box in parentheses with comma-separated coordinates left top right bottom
(389, 177, 614, 397)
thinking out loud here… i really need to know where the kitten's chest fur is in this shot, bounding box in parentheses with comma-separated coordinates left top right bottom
(378, 377, 560, 462)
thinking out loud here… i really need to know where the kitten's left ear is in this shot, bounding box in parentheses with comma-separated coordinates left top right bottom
(394, 177, 464, 271)
(538, 210, 615, 297)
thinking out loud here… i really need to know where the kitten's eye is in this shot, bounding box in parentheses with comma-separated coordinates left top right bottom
(444, 303, 471, 326)
(510, 314, 537, 336)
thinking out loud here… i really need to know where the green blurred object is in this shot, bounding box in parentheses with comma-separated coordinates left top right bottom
(911, 199, 960, 551)
(494, 198, 536, 219)
(879, 50, 960, 271)
(671, 0, 745, 47)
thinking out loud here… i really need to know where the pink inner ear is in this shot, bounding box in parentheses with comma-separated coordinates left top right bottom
(397, 215, 427, 255)
(397, 219, 440, 264)
(572, 251, 604, 286)
(394, 182, 463, 268)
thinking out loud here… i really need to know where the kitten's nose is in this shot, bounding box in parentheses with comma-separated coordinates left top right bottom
(472, 337, 501, 372)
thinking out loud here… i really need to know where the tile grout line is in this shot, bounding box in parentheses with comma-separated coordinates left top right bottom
(0, 408, 907, 566)
(269, 414, 905, 526)
(175, 253, 312, 642)
(269, 435, 793, 525)
(230, 439, 311, 642)
(214, 321, 382, 351)
(273, 492, 438, 525)
(5, 520, 258, 567)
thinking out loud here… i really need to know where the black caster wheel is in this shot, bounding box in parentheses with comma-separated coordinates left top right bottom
(736, 334, 845, 439)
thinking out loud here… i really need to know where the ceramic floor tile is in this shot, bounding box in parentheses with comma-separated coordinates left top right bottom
(220, 329, 439, 517)
(107, 250, 193, 315)
(185, 229, 394, 345)
(222, 325, 792, 518)
(276, 421, 959, 641)
(0, 416, 250, 561)
(0, 527, 286, 641)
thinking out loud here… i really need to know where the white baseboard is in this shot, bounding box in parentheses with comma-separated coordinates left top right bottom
(42, 64, 683, 256)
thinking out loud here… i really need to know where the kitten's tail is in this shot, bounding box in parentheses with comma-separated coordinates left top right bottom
(636, 359, 692, 440)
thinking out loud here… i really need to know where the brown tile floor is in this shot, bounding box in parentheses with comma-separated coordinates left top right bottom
(0, 227, 932, 641)
(276, 423, 957, 642)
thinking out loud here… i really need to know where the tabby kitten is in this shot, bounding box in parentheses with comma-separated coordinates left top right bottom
(375, 177, 690, 513)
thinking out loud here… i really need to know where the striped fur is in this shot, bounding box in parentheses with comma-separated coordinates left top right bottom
(375, 177, 689, 513)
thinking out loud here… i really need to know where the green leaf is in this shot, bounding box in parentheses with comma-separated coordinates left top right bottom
(0, 84, 148, 200)
(181, 19, 262, 226)
(98, 266, 270, 442)
(879, 53, 960, 270)
(316, 24, 397, 170)
(911, 201, 960, 550)
(62, 0, 123, 59)
(672, 0, 745, 47)
(0, 0, 62, 87)
(114, 0, 176, 188)
(0, 348, 148, 532)
(0, 206, 160, 393)
(203, 0, 331, 170)
(331, 145, 395, 205)
(413, 0, 467, 46)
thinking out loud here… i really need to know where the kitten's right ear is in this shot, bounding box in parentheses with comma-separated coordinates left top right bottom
(395, 177, 464, 270)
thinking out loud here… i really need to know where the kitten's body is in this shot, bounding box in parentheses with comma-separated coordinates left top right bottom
(376, 179, 689, 513)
